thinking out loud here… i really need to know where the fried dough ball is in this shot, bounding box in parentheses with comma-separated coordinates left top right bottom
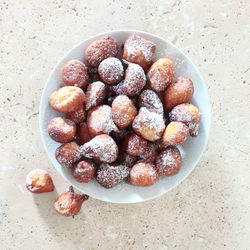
(98, 57, 124, 84)
(155, 147, 182, 176)
(111, 95, 137, 128)
(85, 81, 106, 111)
(123, 63, 146, 96)
(169, 103, 201, 137)
(78, 122, 91, 145)
(66, 105, 86, 124)
(26, 169, 54, 193)
(48, 117, 77, 143)
(55, 142, 81, 167)
(54, 186, 89, 217)
(160, 121, 189, 148)
(164, 76, 194, 111)
(85, 36, 119, 67)
(147, 58, 175, 92)
(80, 134, 118, 163)
(138, 89, 164, 115)
(97, 163, 129, 188)
(123, 34, 156, 71)
(132, 107, 165, 142)
(61, 59, 89, 89)
(49, 86, 85, 113)
(112, 63, 146, 96)
(112, 80, 125, 95)
(140, 142, 158, 162)
(71, 160, 96, 183)
(87, 105, 118, 136)
(123, 133, 147, 156)
(129, 161, 158, 186)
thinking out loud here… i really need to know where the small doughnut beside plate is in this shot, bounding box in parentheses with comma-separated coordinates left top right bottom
(39, 30, 211, 204)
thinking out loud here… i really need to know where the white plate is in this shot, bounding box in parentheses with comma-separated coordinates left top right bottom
(39, 30, 211, 204)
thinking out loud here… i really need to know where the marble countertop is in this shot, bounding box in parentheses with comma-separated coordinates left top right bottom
(0, 0, 249, 249)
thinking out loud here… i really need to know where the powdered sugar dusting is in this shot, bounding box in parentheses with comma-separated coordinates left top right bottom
(62, 59, 89, 88)
(26, 169, 48, 187)
(48, 117, 76, 143)
(113, 63, 146, 96)
(67, 106, 86, 124)
(171, 77, 193, 95)
(133, 107, 165, 141)
(74, 166, 88, 175)
(47, 33, 203, 192)
(72, 161, 96, 182)
(124, 63, 146, 93)
(132, 162, 156, 179)
(147, 58, 175, 92)
(63, 119, 75, 133)
(55, 142, 81, 167)
(124, 34, 155, 69)
(139, 89, 164, 115)
(98, 57, 124, 84)
(88, 105, 118, 135)
(85, 36, 119, 67)
(129, 161, 158, 186)
(80, 134, 118, 163)
(112, 80, 126, 95)
(85, 81, 106, 111)
(169, 103, 201, 136)
(155, 147, 182, 176)
(97, 164, 129, 188)
(160, 150, 176, 168)
(125, 134, 147, 156)
(49, 117, 75, 134)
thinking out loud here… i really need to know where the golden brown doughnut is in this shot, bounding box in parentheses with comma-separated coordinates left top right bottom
(111, 95, 137, 128)
(129, 161, 158, 186)
(85, 36, 119, 67)
(48, 117, 77, 143)
(169, 103, 201, 137)
(132, 107, 165, 142)
(54, 186, 89, 217)
(96, 163, 129, 188)
(80, 134, 118, 163)
(123, 133, 147, 157)
(164, 76, 194, 111)
(71, 160, 96, 183)
(49, 86, 85, 113)
(26, 169, 54, 193)
(87, 105, 118, 137)
(147, 58, 175, 92)
(155, 147, 182, 176)
(85, 81, 106, 111)
(98, 57, 124, 84)
(123, 34, 155, 70)
(62, 59, 89, 89)
(55, 142, 81, 167)
(160, 121, 189, 148)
